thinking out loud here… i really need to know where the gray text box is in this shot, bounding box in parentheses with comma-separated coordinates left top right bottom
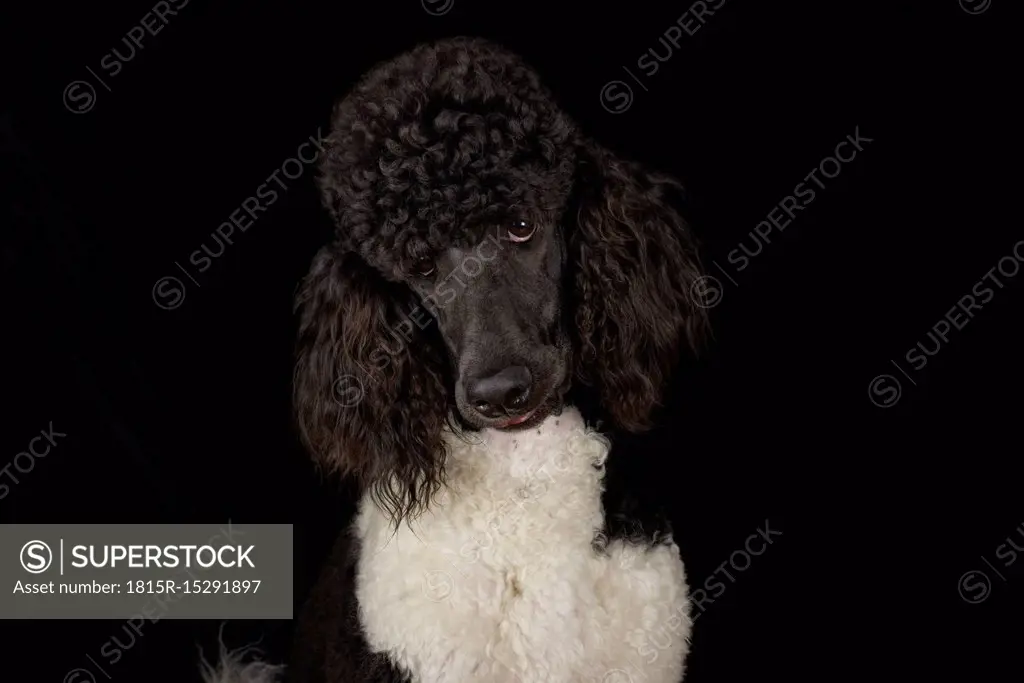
(0, 523, 292, 619)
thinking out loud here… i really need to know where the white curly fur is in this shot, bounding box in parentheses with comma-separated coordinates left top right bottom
(199, 408, 691, 682)
(356, 407, 691, 683)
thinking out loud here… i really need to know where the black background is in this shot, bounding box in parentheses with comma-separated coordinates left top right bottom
(2, 0, 1019, 680)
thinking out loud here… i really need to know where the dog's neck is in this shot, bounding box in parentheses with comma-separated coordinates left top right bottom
(442, 406, 608, 483)
(369, 407, 611, 526)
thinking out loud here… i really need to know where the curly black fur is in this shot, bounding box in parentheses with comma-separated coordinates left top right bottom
(293, 36, 708, 528)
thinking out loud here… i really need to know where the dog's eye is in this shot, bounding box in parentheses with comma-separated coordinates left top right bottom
(410, 258, 435, 278)
(507, 220, 536, 243)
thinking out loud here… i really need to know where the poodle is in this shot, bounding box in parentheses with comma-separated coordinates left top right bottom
(205, 36, 708, 683)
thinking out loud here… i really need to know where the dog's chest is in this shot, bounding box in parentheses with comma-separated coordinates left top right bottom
(355, 410, 692, 683)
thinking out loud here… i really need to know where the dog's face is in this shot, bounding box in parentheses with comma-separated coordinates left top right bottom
(295, 37, 708, 522)
(402, 215, 570, 430)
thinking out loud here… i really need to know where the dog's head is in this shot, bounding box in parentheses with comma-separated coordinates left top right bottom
(294, 37, 708, 522)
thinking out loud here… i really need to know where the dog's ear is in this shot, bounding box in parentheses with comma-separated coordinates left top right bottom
(293, 245, 451, 523)
(570, 140, 709, 431)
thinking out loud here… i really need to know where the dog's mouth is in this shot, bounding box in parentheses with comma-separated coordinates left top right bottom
(455, 387, 565, 432)
(454, 391, 562, 432)
(493, 405, 543, 430)
(495, 410, 534, 428)
(490, 391, 567, 431)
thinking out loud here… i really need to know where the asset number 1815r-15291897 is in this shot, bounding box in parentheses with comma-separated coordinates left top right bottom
(126, 579, 261, 594)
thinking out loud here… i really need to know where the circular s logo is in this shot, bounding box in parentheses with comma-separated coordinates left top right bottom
(958, 570, 991, 604)
(690, 275, 724, 309)
(421, 0, 454, 16)
(422, 570, 454, 602)
(959, 0, 991, 14)
(63, 80, 97, 114)
(599, 81, 633, 114)
(20, 540, 53, 574)
(867, 374, 901, 408)
(63, 668, 97, 683)
(332, 374, 365, 407)
(152, 276, 186, 310)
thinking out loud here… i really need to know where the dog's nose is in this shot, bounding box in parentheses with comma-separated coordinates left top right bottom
(466, 366, 532, 418)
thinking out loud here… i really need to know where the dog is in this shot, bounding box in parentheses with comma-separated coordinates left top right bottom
(202, 36, 708, 683)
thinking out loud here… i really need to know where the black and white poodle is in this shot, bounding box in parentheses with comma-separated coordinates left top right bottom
(206, 36, 708, 683)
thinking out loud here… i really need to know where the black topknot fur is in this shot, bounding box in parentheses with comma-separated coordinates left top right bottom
(317, 37, 578, 280)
